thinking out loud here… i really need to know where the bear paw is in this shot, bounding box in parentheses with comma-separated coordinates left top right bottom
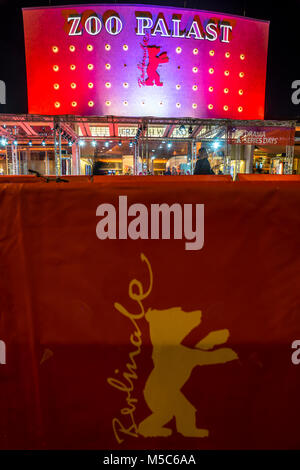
(178, 428, 209, 438)
(138, 426, 172, 437)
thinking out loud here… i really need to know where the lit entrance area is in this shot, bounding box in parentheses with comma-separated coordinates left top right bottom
(0, 116, 297, 177)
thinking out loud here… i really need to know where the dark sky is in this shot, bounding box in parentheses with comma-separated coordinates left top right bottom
(0, 0, 299, 119)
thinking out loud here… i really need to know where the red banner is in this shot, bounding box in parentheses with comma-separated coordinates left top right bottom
(1, 178, 300, 449)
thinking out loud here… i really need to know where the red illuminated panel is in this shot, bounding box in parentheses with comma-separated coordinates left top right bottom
(22, 4, 269, 119)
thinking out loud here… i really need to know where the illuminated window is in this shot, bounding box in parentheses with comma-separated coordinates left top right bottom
(70, 64, 76, 71)
(193, 67, 198, 73)
(69, 45, 75, 52)
(192, 103, 197, 109)
(239, 89, 244, 95)
(87, 45, 93, 51)
(71, 101, 77, 107)
(105, 63, 111, 70)
(209, 50, 215, 56)
(123, 44, 128, 51)
(176, 103, 181, 108)
(123, 82, 129, 88)
(105, 100, 111, 106)
(209, 68, 214, 74)
(224, 88, 229, 93)
(105, 82, 111, 88)
(176, 47, 182, 54)
(176, 84, 181, 90)
(224, 70, 230, 76)
(193, 48, 198, 55)
(240, 54, 245, 60)
(238, 106, 243, 112)
(208, 86, 213, 92)
(225, 52, 230, 58)
(54, 101, 60, 108)
(53, 83, 59, 90)
(223, 105, 229, 111)
(70, 82, 76, 89)
(88, 82, 94, 88)
(208, 104, 213, 110)
(105, 44, 111, 51)
(52, 46, 59, 53)
(53, 65, 59, 72)
(239, 72, 245, 78)
(123, 100, 128, 106)
(88, 64, 94, 70)
(88, 101, 94, 107)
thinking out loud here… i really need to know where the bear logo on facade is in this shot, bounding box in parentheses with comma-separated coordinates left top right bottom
(145, 46, 169, 87)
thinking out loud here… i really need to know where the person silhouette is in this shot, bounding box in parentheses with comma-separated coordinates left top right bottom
(92, 160, 108, 175)
(194, 148, 214, 175)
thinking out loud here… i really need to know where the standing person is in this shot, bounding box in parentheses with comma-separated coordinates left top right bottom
(92, 160, 108, 175)
(193, 147, 214, 175)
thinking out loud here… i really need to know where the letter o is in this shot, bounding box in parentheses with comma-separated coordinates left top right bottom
(105, 16, 123, 35)
(85, 16, 102, 35)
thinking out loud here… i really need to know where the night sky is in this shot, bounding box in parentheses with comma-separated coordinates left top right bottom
(0, 0, 299, 119)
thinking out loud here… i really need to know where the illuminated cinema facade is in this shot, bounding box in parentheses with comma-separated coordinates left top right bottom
(23, 3, 269, 118)
(0, 4, 297, 177)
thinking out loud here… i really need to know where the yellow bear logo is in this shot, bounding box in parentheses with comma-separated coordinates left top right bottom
(138, 307, 238, 438)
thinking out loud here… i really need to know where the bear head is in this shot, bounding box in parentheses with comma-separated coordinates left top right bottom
(145, 307, 202, 344)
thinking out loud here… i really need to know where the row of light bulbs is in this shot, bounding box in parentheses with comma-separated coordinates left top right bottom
(78, 140, 133, 147)
(52, 63, 245, 77)
(1, 138, 46, 147)
(53, 81, 130, 89)
(0, 139, 75, 147)
(53, 101, 244, 112)
(52, 44, 246, 61)
(54, 83, 244, 92)
(52, 44, 129, 53)
(177, 48, 245, 59)
(53, 82, 244, 91)
(1, 138, 199, 149)
(53, 64, 94, 71)
(78, 140, 173, 148)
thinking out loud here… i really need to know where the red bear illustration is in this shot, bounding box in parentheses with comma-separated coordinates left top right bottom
(145, 46, 169, 87)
